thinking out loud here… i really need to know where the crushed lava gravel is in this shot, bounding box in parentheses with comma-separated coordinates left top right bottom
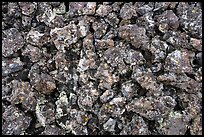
(2, 2, 202, 135)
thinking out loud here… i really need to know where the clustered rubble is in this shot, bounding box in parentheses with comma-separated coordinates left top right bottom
(2, 2, 202, 135)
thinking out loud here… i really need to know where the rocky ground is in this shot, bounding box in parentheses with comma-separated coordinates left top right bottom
(2, 2, 202, 135)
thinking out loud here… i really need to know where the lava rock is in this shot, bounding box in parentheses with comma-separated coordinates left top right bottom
(95, 62, 119, 90)
(2, 57, 24, 77)
(26, 28, 50, 47)
(118, 24, 149, 49)
(126, 96, 176, 120)
(69, 2, 96, 16)
(96, 4, 112, 17)
(132, 66, 163, 96)
(40, 124, 66, 135)
(77, 82, 99, 111)
(121, 80, 139, 101)
(2, 28, 25, 57)
(9, 80, 38, 112)
(164, 49, 193, 74)
(136, 12, 155, 37)
(22, 44, 43, 63)
(120, 2, 137, 20)
(100, 89, 115, 103)
(98, 97, 126, 123)
(2, 105, 32, 135)
(19, 2, 37, 16)
(120, 114, 150, 135)
(29, 64, 56, 95)
(156, 10, 179, 33)
(156, 111, 191, 135)
(136, 4, 153, 15)
(190, 114, 202, 135)
(103, 118, 116, 132)
(177, 2, 202, 38)
(158, 72, 201, 94)
(92, 18, 108, 39)
(35, 96, 55, 127)
(190, 38, 202, 51)
(163, 30, 190, 49)
(50, 22, 80, 50)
